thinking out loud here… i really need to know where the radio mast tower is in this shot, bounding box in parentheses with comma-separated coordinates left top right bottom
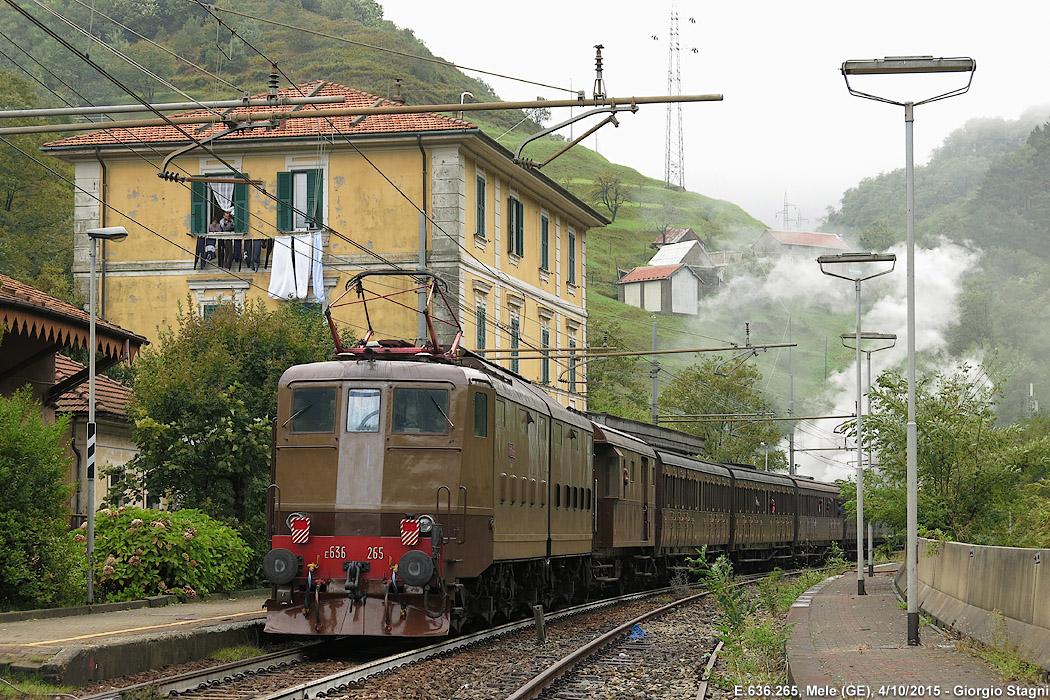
(664, 4, 685, 189)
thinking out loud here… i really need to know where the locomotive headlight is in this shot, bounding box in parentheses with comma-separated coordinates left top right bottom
(417, 514, 435, 534)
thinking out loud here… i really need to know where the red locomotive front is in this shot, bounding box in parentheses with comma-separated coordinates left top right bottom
(264, 513, 449, 636)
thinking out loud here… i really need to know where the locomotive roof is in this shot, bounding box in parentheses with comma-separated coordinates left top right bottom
(280, 358, 483, 385)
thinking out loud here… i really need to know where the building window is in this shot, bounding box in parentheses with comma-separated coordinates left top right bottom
(475, 301, 487, 350)
(277, 169, 324, 231)
(509, 315, 520, 373)
(191, 179, 248, 234)
(507, 195, 524, 257)
(567, 230, 577, 285)
(541, 327, 550, 385)
(540, 214, 550, 270)
(567, 336, 577, 393)
(476, 175, 486, 237)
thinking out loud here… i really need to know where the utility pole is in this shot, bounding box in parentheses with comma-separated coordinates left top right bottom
(788, 315, 796, 475)
(651, 318, 660, 425)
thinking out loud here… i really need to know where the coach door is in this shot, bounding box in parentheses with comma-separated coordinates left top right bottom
(641, 456, 650, 541)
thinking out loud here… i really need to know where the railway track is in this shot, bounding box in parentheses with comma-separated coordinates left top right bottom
(75, 569, 820, 700)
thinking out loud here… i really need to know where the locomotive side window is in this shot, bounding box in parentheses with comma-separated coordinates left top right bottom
(346, 388, 381, 433)
(393, 388, 450, 434)
(290, 386, 337, 433)
(473, 393, 488, 437)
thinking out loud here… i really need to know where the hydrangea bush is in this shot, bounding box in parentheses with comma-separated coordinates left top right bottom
(75, 507, 253, 602)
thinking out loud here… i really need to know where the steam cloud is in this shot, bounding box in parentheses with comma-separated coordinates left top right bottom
(700, 237, 980, 482)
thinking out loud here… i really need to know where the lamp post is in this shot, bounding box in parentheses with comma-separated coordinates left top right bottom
(819, 253, 896, 596)
(841, 332, 897, 578)
(841, 54, 975, 643)
(86, 225, 128, 605)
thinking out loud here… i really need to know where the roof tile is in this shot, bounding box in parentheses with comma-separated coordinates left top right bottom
(44, 81, 475, 149)
(617, 264, 684, 284)
(53, 354, 132, 417)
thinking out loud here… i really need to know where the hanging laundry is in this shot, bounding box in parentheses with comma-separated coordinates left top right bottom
(267, 234, 313, 300)
(312, 229, 325, 304)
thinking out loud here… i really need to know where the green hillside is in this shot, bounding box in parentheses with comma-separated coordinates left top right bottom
(823, 108, 1050, 420)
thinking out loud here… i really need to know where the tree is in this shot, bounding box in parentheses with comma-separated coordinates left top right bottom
(584, 321, 651, 423)
(659, 356, 785, 468)
(840, 365, 1046, 542)
(0, 388, 82, 610)
(119, 301, 335, 561)
(591, 172, 629, 223)
(0, 71, 75, 301)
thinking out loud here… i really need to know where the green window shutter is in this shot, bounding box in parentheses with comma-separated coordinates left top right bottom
(233, 179, 249, 233)
(515, 200, 524, 256)
(191, 180, 207, 234)
(541, 215, 549, 270)
(306, 168, 323, 229)
(476, 177, 485, 236)
(276, 171, 293, 231)
(507, 197, 515, 254)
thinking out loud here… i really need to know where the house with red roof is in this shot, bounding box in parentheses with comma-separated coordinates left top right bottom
(54, 354, 145, 518)
(0, 274, 147, 520)
(751, 229, 850, 256)
(616, 264, 701, 316)
(42, 81, 608, 409)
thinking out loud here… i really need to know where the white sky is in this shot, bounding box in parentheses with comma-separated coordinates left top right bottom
(382, 0, 1050, 228)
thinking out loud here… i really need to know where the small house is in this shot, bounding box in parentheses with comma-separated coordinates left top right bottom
(616, 264, 701, 315)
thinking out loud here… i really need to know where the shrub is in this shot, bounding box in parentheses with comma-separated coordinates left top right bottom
(0, 388, 82, 611)
(78, 507, 253, 602)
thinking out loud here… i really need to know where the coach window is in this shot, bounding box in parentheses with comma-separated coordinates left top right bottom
(393, 388, 450, 434)
(346, 388, 381, 432)
(290, 386, 337, 433)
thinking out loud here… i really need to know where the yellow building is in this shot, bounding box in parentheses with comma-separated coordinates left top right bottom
(43, 81, 607, 409)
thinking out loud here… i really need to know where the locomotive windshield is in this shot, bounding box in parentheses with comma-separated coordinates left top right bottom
(289, 386, 337, 433)
(393, 388, 450, 434)
(346, 388, 381, 432)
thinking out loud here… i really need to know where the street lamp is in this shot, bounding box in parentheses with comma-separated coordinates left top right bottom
(842, 54, 975, 643)
(841, 332, 897, 578)
(86, 225, 128, 605)
(819, 252, 896, 596)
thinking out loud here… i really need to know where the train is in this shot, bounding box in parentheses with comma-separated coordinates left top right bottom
(261, 272, 851, 637)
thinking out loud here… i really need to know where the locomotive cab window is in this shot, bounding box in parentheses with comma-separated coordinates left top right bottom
(393, 388, 450, 434)
(290, 386, 337, 433)
(346, 388, 380, 433)
(473, 393, 488, 437)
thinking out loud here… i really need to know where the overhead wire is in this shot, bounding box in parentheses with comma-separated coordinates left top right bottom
(205, 4, 575, 95)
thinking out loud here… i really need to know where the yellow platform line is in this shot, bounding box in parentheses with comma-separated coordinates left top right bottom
(20, 610, 263, 647)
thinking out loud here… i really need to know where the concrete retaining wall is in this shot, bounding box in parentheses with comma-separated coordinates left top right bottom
(897, 538, 1050, 672)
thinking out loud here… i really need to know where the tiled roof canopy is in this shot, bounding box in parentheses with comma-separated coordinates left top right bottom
(44, 81, 475, 149)
(651, 227, 700, 247)
(53, 354, 131, 417)
(617, 264, 684, 284)
(0, 274, 147, 359)
(765, 230, 849, 249)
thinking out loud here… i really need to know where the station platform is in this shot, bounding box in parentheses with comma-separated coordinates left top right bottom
(0, 592, 267, 686)
(786, 569, 1043, 697)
